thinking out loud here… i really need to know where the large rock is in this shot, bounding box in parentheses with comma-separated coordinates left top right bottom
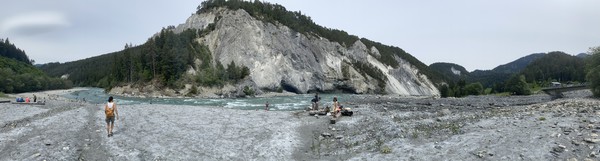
(172, 8, 439, 96)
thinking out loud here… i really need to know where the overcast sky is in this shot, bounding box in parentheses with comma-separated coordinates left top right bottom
(1, 0, 600, 71)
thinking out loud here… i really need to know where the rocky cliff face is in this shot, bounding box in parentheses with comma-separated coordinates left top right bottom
(174, 8, 438, 96)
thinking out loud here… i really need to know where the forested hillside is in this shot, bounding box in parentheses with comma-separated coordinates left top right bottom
(429, 62, 468, 83)
(432, 51, 589, 97)
(519, 51, 585, 83)
(40, 28, 249, 90)
(0, 39, 72, 93)
(468, 53, 546, 88)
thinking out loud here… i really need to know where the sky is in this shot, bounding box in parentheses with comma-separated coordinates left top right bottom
(1, 0, 600, 71)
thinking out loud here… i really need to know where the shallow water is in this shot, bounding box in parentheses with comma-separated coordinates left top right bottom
(63, 88, 353, 111)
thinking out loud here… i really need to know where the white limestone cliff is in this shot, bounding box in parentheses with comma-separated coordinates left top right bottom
(173, 8, 439, 96)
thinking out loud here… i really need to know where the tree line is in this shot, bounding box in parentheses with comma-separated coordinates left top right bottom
(0, 38, 31, 64)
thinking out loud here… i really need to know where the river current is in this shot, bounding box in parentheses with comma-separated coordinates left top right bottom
(63, 88, 354, 111)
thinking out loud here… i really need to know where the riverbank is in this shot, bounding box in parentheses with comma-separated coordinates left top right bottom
(6, 87, 89, 102)
(1, 89, 599, 160)
(107, 84, 298, 99)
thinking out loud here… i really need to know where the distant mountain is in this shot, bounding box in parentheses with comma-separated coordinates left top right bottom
(429, 62, 469, 83)
(444, 51, 586, 90)
(468, 53, 546, 87)
(490, 53, 546, 74)
(577, 53, 590, 59)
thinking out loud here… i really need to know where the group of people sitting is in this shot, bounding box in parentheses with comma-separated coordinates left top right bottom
(15, 95, 36, 103)
(311, 93, 351, 118)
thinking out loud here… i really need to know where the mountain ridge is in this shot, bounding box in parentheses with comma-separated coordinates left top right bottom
(430, 51, 587, 94)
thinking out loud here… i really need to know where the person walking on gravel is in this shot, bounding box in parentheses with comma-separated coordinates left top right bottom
(105, 96, 119, 137)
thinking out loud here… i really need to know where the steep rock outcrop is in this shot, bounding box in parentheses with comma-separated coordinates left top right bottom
(174, 8, 438, 96)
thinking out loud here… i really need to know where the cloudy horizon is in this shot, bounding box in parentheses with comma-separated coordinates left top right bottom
(1, 0, 599, 71)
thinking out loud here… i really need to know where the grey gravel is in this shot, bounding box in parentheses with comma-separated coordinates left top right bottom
(1, 89, 599, 160)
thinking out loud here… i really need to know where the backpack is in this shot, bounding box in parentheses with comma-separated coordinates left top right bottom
(105, 104, 115, 117)
(341, 110, 353, 116)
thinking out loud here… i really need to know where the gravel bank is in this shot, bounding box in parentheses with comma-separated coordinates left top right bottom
(0, 101, 303, 160)
(294, 90, 600, 160)
(1, 89, 599, 160)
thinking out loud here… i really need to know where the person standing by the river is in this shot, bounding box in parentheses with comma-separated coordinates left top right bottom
(311, 93, 320, 110)
(265, 101, 269, 111)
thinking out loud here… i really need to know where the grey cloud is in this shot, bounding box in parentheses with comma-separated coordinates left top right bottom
(1, 11, 70, 37)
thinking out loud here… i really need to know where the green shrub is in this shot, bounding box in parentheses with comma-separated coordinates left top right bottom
(243, 86, 255, 96)
(505, 75, 531, 95)
(187, 85, 198, 97)
(351, 60, 387, 90)
(381, 145, 392, 154)
(341, 63, 350, 79)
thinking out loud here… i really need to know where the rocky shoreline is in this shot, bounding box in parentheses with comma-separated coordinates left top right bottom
(108, 84, 298, 99)
(1, 89, 598, 160)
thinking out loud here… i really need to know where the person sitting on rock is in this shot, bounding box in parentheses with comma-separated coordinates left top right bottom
(332, 97, 341, 117)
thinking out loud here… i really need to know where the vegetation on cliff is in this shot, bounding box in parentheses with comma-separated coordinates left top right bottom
(197, 0, 445, 85)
